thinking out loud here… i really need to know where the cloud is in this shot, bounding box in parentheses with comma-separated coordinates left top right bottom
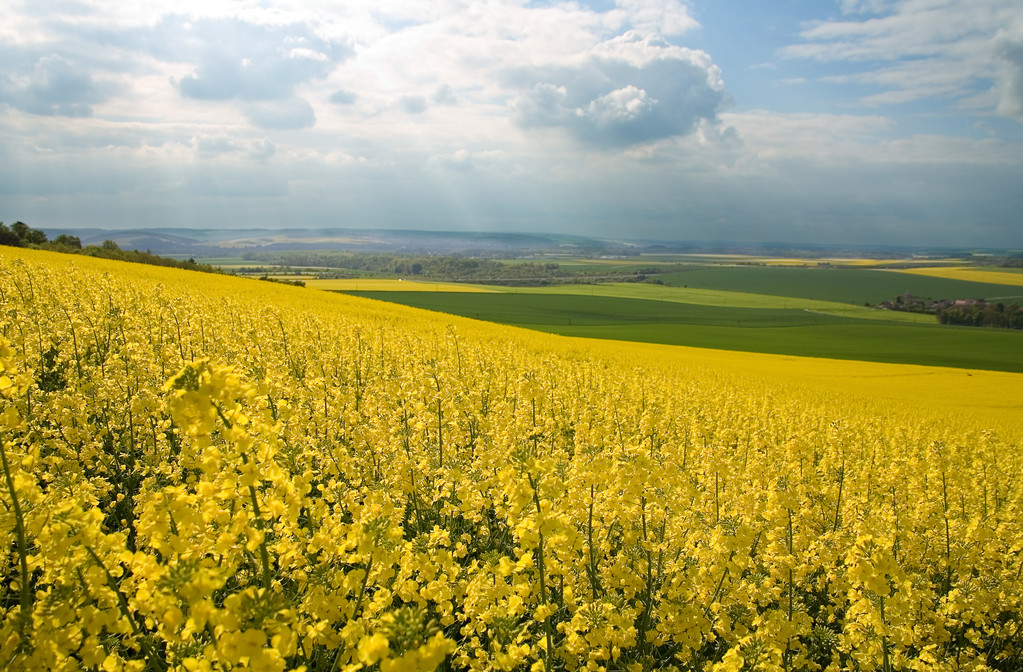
(781, 0, 1023, 120)
(150, 14, 351, 129)
(433, 84, 456, 105)
(166, 16, 352, 102)
(839, 0, 893, 14)
(398, 95, 428, 114)
(510, 32, 726, 147)
(615, 0, 698, 36)
(194, 134, 243, 157)
(244, 98, 316, 130)
(429, 148, 505, 172)
(184, 167, 289, 198)
(329, 89, 358, 104)
(996, 33, 1023, 120)
(194, 135, 276, 160)
(0, 53, 116, 117)
(432, 148, 474, 171)
(2, 1, 1021, 247)
(249, 138, 277, 160)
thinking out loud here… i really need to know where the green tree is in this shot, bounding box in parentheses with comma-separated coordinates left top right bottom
(0, 223, 22, 247)
(53, 234, 82, 249)
(23, 227, 47, 245)
(10, 221, 30, 240)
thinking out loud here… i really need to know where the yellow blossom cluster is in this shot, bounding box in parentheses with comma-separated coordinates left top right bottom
(0, 247, 1021, 671)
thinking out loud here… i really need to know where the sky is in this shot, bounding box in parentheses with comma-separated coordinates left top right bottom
(1, 0, 1022, 247)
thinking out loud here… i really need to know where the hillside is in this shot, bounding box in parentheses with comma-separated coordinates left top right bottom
(1, 247, 1021, 671)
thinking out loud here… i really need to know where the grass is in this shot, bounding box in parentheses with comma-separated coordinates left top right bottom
(191, 256, 249, 265)
(551, 323, 1023, 373)
(489, 283, 934, 323)
(654, 266, 1023, 304)
(344, 291, 1023, 373)
(308, 278, 496, 292)
(347, 292, 857, 328)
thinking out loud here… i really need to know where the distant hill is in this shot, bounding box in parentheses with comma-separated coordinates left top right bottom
(38, 226, 1017, 259)
(40, 227, 623, 257)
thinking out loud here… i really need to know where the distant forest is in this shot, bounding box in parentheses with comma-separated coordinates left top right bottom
(880, 292, 1023, 330)
(0, 220, 220, 274)
(937, 301, 1023, 329)
(241, 250, 657, 284)
(241, 250, 568, 282)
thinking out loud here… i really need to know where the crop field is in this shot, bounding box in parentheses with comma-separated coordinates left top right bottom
(485, 283, 934, 323)
(892, 267, 1023, 287)
(548, 322, 1023, 373)
(188, 257, 250, 266)
(628, 255, 963, 268)
(344, 292, 1023, 373)
(306, 279, 496, 292)
(349, 292, 862, 328)
(2, 248, 1023, 671)
(653, 267, 1023, 305)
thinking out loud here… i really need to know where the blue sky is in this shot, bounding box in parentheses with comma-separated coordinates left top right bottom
(1, 0, 1022, 247)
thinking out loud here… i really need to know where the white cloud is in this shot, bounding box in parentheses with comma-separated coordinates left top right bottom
(585, 86, 657, 123)
(782, 0, 1023, 120)
(0, 53, 118, 117)
(169, 15, 351, 121)
(244, 98, 316, 129)
(510, 32, 726, 147)
(839, 0, 893, 15)
(397, 95, 427, 115)
(614, 0, 698, 36)
(194, 134, 276, 160)
(722, 109, 1023, 169)
(429, 148, 507, 172)
(433, 83, 456, 105)
(996, 30, 1023, 120)
(1, 0, 1022, 247)
(328, 89, 357, 104)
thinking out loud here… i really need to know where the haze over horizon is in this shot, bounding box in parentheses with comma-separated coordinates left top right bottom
(2, 0, 1022, 248)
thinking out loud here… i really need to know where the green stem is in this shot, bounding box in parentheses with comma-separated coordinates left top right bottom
(528, 474, 554, 670)
(942, 471, 952, 595)
(786, 508, 794, 672)
(0, 434, 32, 616)
(216, 403, 272, 591)
(331, 557, 374, 672)
(587, 484, 601, 600)
(85, 546, 166, 672)
(248, 481, 273, 591)
(639, 496, 653, 659)
(832, 465, 844, 533)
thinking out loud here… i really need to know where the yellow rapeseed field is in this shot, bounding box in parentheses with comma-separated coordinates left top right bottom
(671, 255, 958, 268)
(1, 247, 1022, 672)
(891, 267, 1023, 287)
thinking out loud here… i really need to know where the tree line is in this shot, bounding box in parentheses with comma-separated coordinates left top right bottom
(877, 293, 1023, 330)
(937, 300, 1023, 329)
(0, 220, 220, 274)
(1, 221, 81, 248)
(241, 250, 573, 283)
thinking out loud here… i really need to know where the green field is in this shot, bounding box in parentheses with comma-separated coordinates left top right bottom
(655, 267, 1023, 304)
(345, 291, 1023, 373)
(351, 292, 857, 327)
(980, 266, 1023, 275)
(551, 323, 1023, 373)
(487, 282, 935, 323)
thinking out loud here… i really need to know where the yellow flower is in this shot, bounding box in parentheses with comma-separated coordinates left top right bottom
(358, 632, 390, 665)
